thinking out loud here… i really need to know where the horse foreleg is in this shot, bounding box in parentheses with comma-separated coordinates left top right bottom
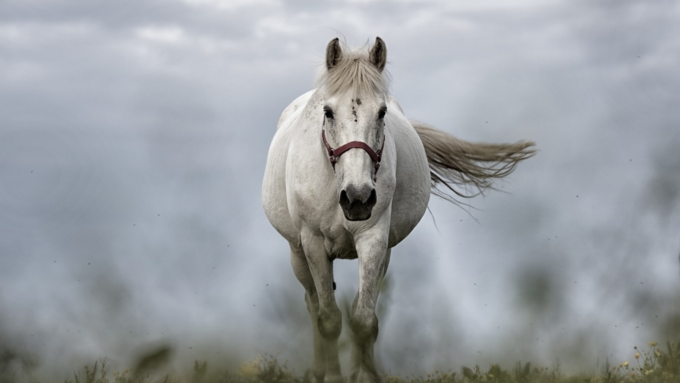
(298, 230, 343, 383)
(350, 237, 390, 383)
(290, 243, 327, 383)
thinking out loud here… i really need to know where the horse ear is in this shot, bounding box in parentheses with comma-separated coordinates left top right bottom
(326, 38, 343, 70)
(369, 37, 387, 72)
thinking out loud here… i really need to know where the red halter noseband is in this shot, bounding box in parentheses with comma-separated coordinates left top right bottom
(321, 118, 385, 176)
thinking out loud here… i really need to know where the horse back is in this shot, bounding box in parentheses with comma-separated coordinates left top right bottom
(277, 89, 316, 130)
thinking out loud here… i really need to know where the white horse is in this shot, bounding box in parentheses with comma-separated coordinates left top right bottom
(262, 37, 534, 383)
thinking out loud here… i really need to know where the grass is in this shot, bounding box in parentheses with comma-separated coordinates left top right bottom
(2, 341, 679, 383)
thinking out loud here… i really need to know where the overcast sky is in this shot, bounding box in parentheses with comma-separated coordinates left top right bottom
(1, 0, 679, 380)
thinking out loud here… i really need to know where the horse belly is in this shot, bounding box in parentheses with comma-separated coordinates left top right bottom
(387, 115, 431, 247)
(262, 113, 304, 245)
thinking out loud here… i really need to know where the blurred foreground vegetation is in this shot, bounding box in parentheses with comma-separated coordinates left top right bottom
(2, 341, 679, 383)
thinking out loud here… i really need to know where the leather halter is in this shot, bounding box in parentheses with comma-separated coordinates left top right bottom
(321, 118, 385, 175)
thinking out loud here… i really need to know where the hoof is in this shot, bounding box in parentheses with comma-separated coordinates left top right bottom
(324, 373, 345, 383)
(350, 369, 380, 383)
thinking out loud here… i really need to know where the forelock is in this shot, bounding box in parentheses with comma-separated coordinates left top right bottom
(316, 47, 389, 98)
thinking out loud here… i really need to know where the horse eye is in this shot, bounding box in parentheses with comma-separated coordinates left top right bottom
(378, 107, 387, 120)
(323, 106, 334, 119)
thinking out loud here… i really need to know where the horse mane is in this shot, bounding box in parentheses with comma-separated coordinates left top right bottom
(316, 43, 389, 98)
(412, 121, 536, 203)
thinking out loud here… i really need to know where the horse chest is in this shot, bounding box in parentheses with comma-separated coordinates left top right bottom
(323, 227, 359, 260)
(292, 191, 360, 259)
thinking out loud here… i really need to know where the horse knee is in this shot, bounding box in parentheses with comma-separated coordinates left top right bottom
(350, 312, 378, 343)
(304, 292, 319, 313)
(317, 307, 342, 339)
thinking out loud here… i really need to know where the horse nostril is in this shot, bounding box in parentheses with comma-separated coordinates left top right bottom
(339, 189, 351, 210)
(340, 185, 374, 205)
(339, 187, 377, 221)
(366, 189, 377, 209)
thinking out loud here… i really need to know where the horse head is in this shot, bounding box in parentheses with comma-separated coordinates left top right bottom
(320, 37, 388, 221)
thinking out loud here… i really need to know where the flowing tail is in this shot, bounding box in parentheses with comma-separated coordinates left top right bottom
(412, 121, 536, 203)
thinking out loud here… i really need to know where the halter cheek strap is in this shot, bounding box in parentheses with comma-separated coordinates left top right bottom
(321, 118, 385, 175)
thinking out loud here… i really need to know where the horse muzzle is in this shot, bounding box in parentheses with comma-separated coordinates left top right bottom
(339, 185, 377, 221)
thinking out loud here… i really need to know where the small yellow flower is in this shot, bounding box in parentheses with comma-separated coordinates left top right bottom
(649, 341, 657, 347)
(623, 361, 629, 368)
(635, 352, 640, 359)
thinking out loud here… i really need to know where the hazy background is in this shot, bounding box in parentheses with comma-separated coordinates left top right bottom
(1, 0, 679, 379)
